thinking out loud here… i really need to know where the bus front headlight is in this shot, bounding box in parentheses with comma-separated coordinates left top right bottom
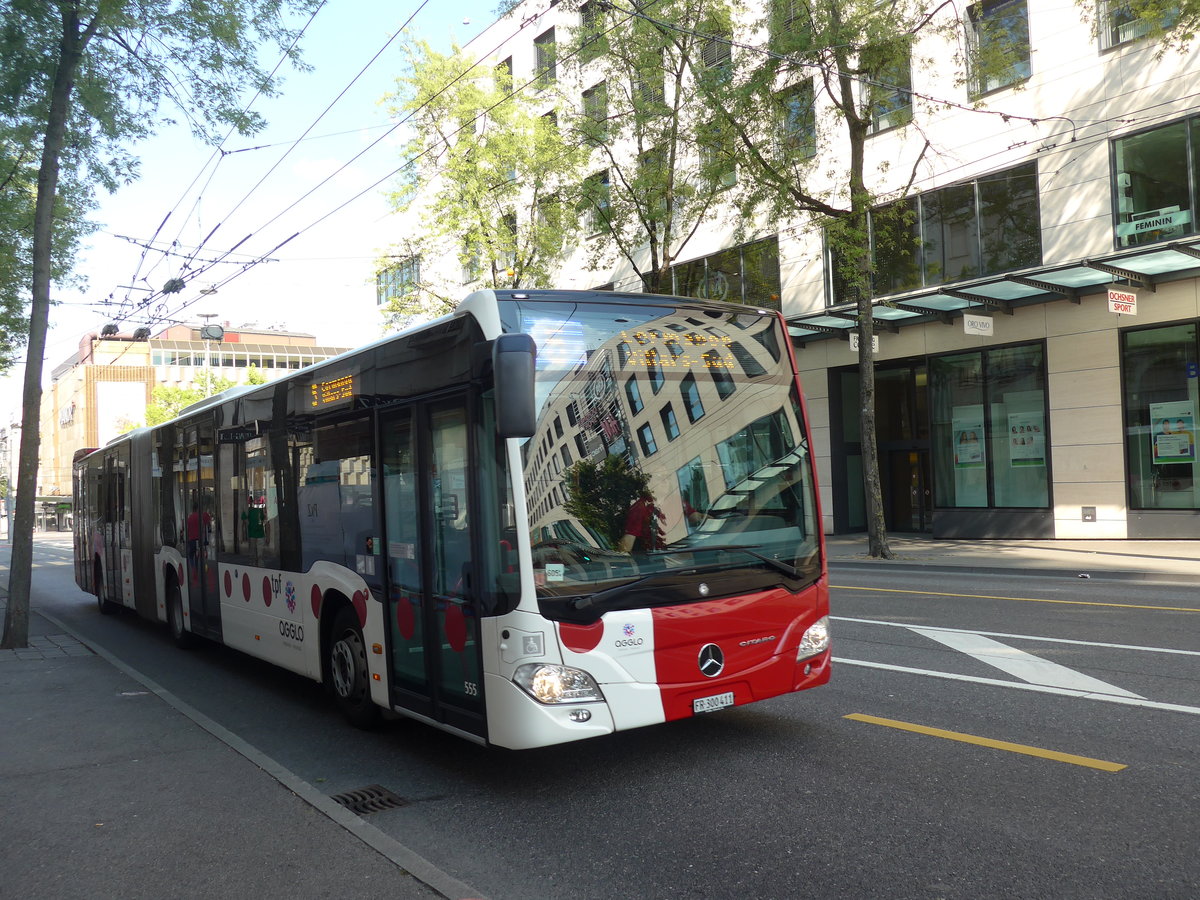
(797, 615, 830, 660)
(513, 664, 604, 704)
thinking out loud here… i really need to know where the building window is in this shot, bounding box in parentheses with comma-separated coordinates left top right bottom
(868, 52, 912, 134)
(705, 350, 736, 399)
(1121, 322, 1198, 510)
(698, 118, 736, 189)
(1100, 0, 1175, 49)
(376, 257, 420, 306)
(461, 241, 481, 284)
(625, 375, 644, 414)
(672, 236, 782, 309)
(681, 372, 705, 423)
(496, 56, 513, 90)
(778, 81, 816, 158)
(579, 1, 604, 63)
(637, 423, 658, 456)
(534, 27, 556, 87)
(582, 81, 608, 145)
(647, 348, 665, 394)
(930, 343, 1049, 509)
(699, 29, 732, 81)
(966, 0, 1030, 97)
(660, 404, 680, 440)
(829, 162, 1041, 303)
(676, 456, 710, 527)
(1113, 117, 1198, 248)
(582, 169, 611, 234)
(770, 0, 811, 50)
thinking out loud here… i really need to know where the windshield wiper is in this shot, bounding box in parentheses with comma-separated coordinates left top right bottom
(658, 544, 799, 579)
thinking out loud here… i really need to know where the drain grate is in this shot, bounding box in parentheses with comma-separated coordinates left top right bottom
(330, 784, 409, 815)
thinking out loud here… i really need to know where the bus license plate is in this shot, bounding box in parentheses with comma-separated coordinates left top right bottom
(693, 691, 735, 714)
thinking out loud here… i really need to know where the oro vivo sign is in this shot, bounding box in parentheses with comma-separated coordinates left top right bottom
(1107, 286, 1139, 315)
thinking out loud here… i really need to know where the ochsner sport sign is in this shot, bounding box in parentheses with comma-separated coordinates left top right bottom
(1107, 285, 1139, 315)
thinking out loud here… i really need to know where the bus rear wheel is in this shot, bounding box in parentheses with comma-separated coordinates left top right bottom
(95, 564, 116, 615)
(167, 583, 196, 649)
(329, 607, 379, 729)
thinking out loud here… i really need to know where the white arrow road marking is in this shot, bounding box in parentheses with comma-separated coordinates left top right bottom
(908, 627, 1144, 698)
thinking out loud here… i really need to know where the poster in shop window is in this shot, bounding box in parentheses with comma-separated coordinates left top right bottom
(952, 410, 985, 469)
(1150, 401, 1196, 464)
(1007, 412, 1045, 467)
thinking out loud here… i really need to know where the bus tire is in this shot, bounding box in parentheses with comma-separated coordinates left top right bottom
(167, 583, 197, 649)
(95, 562, 117, 615)
(329, 607, 379, 729)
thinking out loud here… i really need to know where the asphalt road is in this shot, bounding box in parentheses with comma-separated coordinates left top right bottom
(28, 537, 1200, 899)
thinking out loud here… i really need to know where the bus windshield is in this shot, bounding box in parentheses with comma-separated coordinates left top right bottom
(499, 296, 820, 618)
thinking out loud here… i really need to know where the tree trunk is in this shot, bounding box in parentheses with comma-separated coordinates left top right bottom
(838, 61, 893, 561)
(2, 10, 87, 649)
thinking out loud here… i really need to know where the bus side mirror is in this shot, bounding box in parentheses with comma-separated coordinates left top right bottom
(493, 334, 537, 438)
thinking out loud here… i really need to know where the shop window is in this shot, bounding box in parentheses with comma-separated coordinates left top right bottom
(671, 236, 781, 307)
(930, 343, 1048, 509)
(1113, 119, 1196, 248)
(1121, 322, 1199, 510)
(829, 162, 1040, 304)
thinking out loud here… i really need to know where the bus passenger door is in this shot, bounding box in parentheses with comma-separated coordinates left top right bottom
(181, 421, 220, 638)
(380, 399, 485, 738)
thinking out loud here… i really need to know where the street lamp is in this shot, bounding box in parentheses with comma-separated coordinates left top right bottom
(198, 313, 225, 396)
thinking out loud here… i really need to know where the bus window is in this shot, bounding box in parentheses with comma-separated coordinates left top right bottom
(298, 417, 379, 594)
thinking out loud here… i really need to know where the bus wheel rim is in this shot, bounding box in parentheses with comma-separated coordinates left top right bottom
(332, 635, 361, 699)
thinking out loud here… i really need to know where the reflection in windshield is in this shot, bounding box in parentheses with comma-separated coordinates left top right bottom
(503, 298, 818, 604)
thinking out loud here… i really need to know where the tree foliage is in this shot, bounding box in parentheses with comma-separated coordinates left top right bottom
(381, 38, 588, 324)
(560, 0, 737, 293)
(563, 454, 653, 550)
(1, 0, 319, 649)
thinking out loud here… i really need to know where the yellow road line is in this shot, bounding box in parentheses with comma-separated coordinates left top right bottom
(831, 584, 1198, 613)
(845, 713, 1127, 772)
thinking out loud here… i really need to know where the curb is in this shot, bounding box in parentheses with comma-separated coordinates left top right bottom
(827, 558, 1195, 586)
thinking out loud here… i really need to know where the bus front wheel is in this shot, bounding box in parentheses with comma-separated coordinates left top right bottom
(328, 607, 380, 729)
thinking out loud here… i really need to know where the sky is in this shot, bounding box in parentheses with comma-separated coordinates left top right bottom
(1, 0, 501, 422)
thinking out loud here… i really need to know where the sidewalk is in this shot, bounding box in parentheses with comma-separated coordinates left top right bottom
(826, 532, 1200, 583)
(0, 539, 479, 899)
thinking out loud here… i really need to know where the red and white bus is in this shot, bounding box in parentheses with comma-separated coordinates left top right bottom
(74, 289, 830, 749)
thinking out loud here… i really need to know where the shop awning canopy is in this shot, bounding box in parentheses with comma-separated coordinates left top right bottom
(787, 235, 1200, 343)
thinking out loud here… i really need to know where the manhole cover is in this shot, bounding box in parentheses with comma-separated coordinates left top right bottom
(330, 784, 408, 814)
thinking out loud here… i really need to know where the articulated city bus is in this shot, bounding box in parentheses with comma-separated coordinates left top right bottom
(73, 289, 830, 749)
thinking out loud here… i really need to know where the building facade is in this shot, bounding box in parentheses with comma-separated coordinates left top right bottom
(38, 323, 348, 497)
(390, 0, 1200, 540)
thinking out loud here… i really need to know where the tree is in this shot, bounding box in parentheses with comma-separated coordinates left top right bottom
(1, 0, 318, 650)
(0, 114, 92, 372)
(380, 39, 588, 324)
(677, 0, 987, 559)
(563, 454, 654, 550)
(560, 0, 738, 294)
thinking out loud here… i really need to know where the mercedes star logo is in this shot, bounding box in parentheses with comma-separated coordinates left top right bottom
(697, 643, 724, 678)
